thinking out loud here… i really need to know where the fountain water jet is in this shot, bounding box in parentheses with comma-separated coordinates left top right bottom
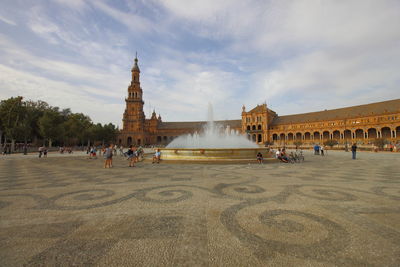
(167, 104, 257, 149)
(159, 104, 273, 161)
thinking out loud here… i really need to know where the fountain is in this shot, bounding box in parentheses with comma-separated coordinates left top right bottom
(158, 104, 273, 162)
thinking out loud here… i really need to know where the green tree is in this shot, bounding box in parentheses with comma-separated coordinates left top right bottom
(0, 96, 25, 151)
(0, 107, 4, 147)
(373, 138, 389, 150)
(88, 123, 118, 145)
(293, 140, 303, 149)
(102, 123, 118, 144)
(38, 109, 64, 147)
(63, 113, 92, 146)
(323, 139, 338, 148)
(264, 141, 273, 147)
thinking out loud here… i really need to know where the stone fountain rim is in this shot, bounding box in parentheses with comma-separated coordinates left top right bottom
(159, 148, 264, 151)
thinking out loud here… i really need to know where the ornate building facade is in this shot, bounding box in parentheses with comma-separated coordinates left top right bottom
(242, 101, 400, 146)
(119, 57, 400, 146)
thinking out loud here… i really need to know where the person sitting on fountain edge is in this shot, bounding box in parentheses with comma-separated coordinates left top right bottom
(256, 152, 263, 164)
(152, 149, 161, 164)
(278, 149, 289, 163)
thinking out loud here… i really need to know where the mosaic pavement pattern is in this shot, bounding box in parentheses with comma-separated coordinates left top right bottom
(0, 151, 399, 266)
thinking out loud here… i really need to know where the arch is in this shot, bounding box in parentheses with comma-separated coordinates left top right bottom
(257, 124, 262, 130)
(287, 133, 294, 140)
(396, 126, 400, 137)
(247, 125, 250, 131)
(157, 136, 162, 143)
(322, 131, 330, 139)
(163, 136, 168, 141)
(257, 134, 262, 143)
(252, 125, 256, 130)
(137, 139, 141, 145)
(313, 131, 320, 140)
(367, 128, 377, 139)
(272, 134, 278, 141)
(381, 127, 391, 138)
(252, 134, 256, 142)
(304, 132, 311, 140)
(355, 129, 364, 139)
(344, 129, 351, 139)
(279, 133, 285, 141)
(118, 139, 122, 145)
(333, 130, 340, 139)
(127, 137, 132, 146)
(295, 132, 302, 140)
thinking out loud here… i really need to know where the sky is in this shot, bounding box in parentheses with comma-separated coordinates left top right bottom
(0, 0, 399, 127)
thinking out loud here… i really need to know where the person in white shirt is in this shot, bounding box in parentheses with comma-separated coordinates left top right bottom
(152, 149, 161, 164)
(275, 149, 281, 159)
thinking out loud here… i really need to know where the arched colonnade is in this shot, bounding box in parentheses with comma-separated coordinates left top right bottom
(271, 125, 400, 144)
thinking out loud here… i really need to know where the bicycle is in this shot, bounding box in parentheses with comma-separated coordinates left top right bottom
(296, 150, 305, 162)
(288, 152, 297, 163)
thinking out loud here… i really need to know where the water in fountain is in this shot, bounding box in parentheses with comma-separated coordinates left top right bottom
(166, 104, 258, 149)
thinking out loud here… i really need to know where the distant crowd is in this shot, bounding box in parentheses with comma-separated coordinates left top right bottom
(84, 144, 161, 168)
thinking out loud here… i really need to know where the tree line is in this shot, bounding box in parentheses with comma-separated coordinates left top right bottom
(0, 96, 118, 151)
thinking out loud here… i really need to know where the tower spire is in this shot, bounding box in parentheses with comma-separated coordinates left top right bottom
(132, 52, 140, 72)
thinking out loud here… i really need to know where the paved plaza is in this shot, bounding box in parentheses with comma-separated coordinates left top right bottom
(0, 150, 399, 266)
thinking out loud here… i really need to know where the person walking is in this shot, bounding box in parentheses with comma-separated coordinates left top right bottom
(127, 145, 135, 167)
(104, 144, 113, 168)
(351, 143, 357, 159)
(38, 146, 43, 158)
(320, 145, 324, 156)
(314, 144, 319, 155)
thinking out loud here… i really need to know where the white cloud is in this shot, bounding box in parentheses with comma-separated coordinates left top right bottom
(141, 56, 245, 121)
(1, 0, 399, 125)
(91, 1, 155, 33)
(0, 34, 127, 96)
(0, 14, 17, 26)
(0, 64, 125, 126)
(52, 0, 87, 11)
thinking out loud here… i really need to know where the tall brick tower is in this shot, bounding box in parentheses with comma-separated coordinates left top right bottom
(121, 54, 146, 146)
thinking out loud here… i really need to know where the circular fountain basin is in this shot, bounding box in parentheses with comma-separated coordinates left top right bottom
(158, 148, 274, 162)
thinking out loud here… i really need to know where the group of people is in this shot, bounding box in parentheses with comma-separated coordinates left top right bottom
(257, 148, 299, 164)
(38, 146, 48, 158)
(313, 144, 325, 156)
(59, 147, 73, 154)
(2, 144, 11, 155)
(100, 144, 160, 168)
(275, 148, 290, 163)
(125, 145, 145, 167)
